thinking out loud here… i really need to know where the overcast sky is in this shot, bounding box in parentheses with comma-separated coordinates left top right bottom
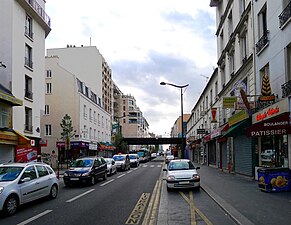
(45, 0, 217, 136)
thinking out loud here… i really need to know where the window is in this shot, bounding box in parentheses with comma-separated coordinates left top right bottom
(285, 44, 291, 81)
(25, 75, 33, 99)
(21, 166, 37, 180)
(89, 108, 92, 121)
(94, 111, 96, 124)
(89, 127, 92, 139)
(229, 51, 235, 75)
(0, 107, 9, 127)
(46, 70, 52, 78)
(25, 107, 32, 132)
(44, 105, 49, 115)
(83, 105, 87, 119)
(228, 11, 233, 36)
(215, 81, 218, 97)
(258, 5, 268, 37)
(46, 83, 52, 94)
(98, 113, 100, 126)
(25, 44, 33, 69)
(36, 165, 49, 177)
(45, 124, 52, 136)
(240, 33, 248, 62)
(25, 14, 33, 39)
(240, 0, 246, 15)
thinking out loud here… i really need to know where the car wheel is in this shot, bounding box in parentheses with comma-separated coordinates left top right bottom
(103, 172, 107, 180)
(90, 175, 96, 185)
(3, 195, 19, 216)
(49, 184, 58, 199)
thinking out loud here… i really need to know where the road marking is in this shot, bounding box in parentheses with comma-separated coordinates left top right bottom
(150, 165, 155, 167)
(141, 180, 160, 225)
(125, 193, 150, 224)
(17, 210, 52, 225)
(117, 174, 126, 178)
(179, 191, 213, 225)
(66, 189, 95, 203)
(157, 165, 162, 167)
(100, 179, 114, 186)
(148, 180, 162, 225)
(189, 191, 196, 225)
(127, 170, 133, 174)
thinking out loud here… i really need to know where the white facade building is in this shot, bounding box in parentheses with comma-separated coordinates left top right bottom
(0, 0, 51, 161)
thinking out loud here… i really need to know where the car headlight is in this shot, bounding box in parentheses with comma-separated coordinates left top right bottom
(167, 175, 175, 181)
(82, 172, 90, 176)
(193, 174, 200, 179)
(63, 172, 68, 177)
(0, 186, 4, 194)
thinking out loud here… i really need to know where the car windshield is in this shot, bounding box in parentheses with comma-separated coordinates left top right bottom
(168, 161, 195, 171)
(113, 155, 125, 161)
(129, 155, 136, 159)
(70, 159, 93, 167)
(0, 166, 24, 181)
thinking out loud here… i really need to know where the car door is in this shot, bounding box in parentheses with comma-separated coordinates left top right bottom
(35, 165, 51, 197)
(19, 165, 40, 203)
(94, 159, 101, 178)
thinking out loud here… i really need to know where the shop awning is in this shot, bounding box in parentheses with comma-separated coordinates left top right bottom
(0, 128, 30, 147)
(0, 84, 23, 106)
(223, 119, 251, 137)
(13, 130, 31, 148)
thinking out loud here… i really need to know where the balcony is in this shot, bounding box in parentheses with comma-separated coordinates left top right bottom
(279, 2, 291, 29)
(16, 0, 51, 37)
(256, 32, 269, 54)
(25, 89, 33, 100)
(282, 80, 291, 98)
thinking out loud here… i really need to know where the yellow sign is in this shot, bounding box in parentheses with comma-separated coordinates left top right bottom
(223, 97, 237, 108)
(228, 110, 249, 126)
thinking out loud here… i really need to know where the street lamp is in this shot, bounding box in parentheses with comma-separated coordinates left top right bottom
(160, 82, 189, 159)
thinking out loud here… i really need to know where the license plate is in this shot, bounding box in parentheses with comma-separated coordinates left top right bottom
(179, 181, 190, 184)
(70, 178, 79, 181)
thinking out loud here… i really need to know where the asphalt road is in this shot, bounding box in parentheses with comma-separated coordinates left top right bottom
(0, 158, 237, 225)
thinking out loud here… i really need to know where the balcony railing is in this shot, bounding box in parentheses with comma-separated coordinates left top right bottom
(25, 89, 33, 99)
(25, 0, 51, 27)
(279, 2, 291, 28)
(256, 31, 269, 54)
(282, 80, 291, 98)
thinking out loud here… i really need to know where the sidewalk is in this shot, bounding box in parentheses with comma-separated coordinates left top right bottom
(191, 165, 291, 225)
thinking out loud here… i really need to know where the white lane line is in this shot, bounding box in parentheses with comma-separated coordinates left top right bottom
(150, 165, 155, 167)
(17, 210, 52, 225)
(100, 179, 114, 186)
(117, 174, 126, 178)
(127, 170, 133, 174)
(157, 165, 162, 167)
(66, 189, 95, 203)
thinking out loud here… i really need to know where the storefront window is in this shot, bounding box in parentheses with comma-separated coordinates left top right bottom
(261, 135, 288, 168)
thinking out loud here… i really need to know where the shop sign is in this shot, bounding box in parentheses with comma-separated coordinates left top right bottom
(16, 147, 38, 162)
(246, 112, 291, 137)
(222, 97, 237, 108)
(39, 139, 47, 147)
(235, 101, 255, 110)
(211, 108, 217, 123)
(232, 80, 246, 96)
(252, 98, 289, 124)
(197, 129, 206, 134)
(210, 127, 222, 139)
(228, 110, 249, 126)
(89, 142, 98, 150)
(56, 141, 65, 147)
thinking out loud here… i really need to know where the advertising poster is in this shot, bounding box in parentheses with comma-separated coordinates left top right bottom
(16, 147, 38, 162)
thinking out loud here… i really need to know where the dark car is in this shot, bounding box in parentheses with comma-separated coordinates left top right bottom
(63, 157, 107, 186)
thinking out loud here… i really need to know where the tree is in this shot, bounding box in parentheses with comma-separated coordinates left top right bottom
(60, 114, 76, 160)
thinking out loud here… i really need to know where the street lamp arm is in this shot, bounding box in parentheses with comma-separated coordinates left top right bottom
(160, 82, 189, 89)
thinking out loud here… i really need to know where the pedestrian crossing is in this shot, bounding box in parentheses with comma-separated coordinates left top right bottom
(140, 164, 162, 168)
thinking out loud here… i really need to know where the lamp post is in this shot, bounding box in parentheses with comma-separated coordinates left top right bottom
(160, 82, 189, 159)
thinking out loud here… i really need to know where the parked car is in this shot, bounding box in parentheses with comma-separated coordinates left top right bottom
(165, 154, 175, 164)
(63, 156, 107, 186)
(163, 159, 200, 191)
(151, 152, 157, 159)
(104, 158, 117, 176)
(129, 154, 140, 167)
(113, 154, 130, 171)
(0, 162, 59, 216)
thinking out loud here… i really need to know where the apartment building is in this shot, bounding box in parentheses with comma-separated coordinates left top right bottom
(42, 46, 112, 165)
(0, 0, 51, 162)
(247, 0, 291, 170)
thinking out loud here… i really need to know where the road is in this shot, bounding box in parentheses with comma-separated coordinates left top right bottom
(0, 158, 236, 225)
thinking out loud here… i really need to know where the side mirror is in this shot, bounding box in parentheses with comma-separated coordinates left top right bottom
(196, 167, 200, 170)
(112, 161, 115, 165)
(163, 168, 167, 171)
(20, 177, 31, 183)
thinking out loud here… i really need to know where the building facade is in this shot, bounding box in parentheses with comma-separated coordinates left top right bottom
(0, 0, 51, 162)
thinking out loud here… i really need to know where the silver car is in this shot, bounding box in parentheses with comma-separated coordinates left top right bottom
(0, 162, 59, 216)
(164, 159, 200, 191)
(104, 158, 117, 176)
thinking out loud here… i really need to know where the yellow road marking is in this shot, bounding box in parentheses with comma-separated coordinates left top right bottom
(189, 191, 196, 225)
(149, 180, 162, 225)
(141, 181, 159, 225)
(126, 193, 150, 224)
(179, 191, 213, 225)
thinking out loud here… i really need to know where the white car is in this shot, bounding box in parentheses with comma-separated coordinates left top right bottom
(104, 158, 117, 176)
(129, 154, 140, 167)
(0, 162, 59, 216)
(165, 154, 175, 164)
(163, 159, 200, 191)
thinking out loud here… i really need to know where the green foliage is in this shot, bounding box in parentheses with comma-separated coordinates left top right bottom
(60, 114, 76, 139)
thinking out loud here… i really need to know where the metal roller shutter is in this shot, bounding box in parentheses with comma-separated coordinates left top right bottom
(234, 135, 253, 176)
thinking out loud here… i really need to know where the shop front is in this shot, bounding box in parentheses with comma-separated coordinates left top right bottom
(246, 98, 290, 169)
